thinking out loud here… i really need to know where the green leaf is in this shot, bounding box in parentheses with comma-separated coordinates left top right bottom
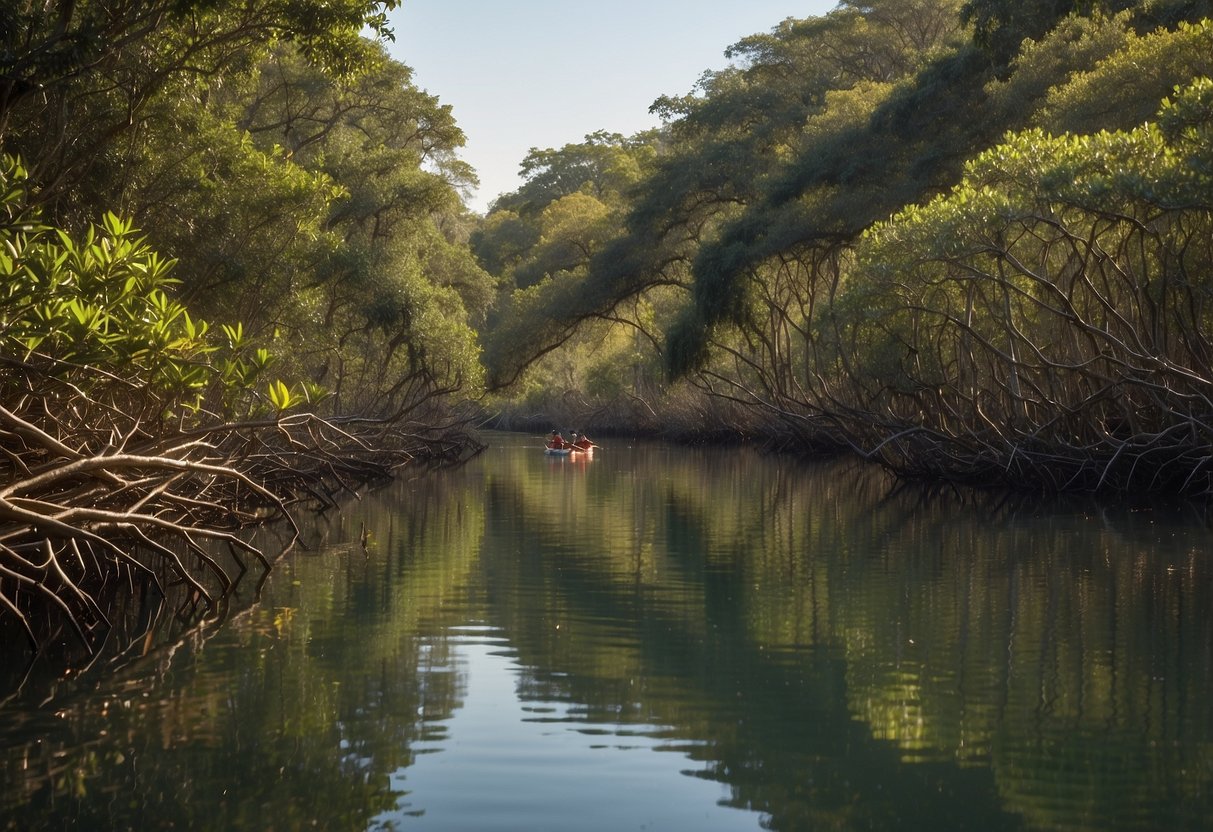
(268, 379, 295, 411)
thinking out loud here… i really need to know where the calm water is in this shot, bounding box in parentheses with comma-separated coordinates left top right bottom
(2, 434, 1212, 830)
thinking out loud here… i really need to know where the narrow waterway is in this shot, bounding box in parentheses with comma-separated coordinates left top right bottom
(2, 433, 1211, 830)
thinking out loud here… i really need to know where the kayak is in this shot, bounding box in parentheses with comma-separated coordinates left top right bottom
(544, 446, 572, 456)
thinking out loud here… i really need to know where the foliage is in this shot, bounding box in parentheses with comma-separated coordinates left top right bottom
(3, 0, 397, 80)
(470, 210, 542, 277)
(493, 130, 657, 216)
(845, 79, 1213, 490)
(476, 131, 664, 391)
(983, 11, 1135, 129)
(1033, 17, 1213, 133)
(0, 0, 398, 221)
(661, 24, 985, 384)
(508, 192, 613, 289)
(961, 0, 1136, 64)
(0, 157, 282, 417)
(210, 43, 489, 410)
(115, 90, 345, 326)
(46, 37, 491, 416)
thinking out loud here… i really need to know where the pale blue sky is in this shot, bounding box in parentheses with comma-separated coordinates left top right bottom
(389, 2, 838, 211)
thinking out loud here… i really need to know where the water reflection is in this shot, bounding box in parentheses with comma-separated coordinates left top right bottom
(1, 433, 1211, 830)
(373, 633, 757, 831)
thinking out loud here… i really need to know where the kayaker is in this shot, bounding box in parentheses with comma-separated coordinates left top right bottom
(548, 429, 566, 449)
(573, 432, 594, 450)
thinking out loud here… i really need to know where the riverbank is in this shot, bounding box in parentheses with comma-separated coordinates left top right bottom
(484, 387, 1213, 499)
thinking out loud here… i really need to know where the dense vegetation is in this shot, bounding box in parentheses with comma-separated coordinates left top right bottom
(5, 0, 1213, 650)
(476, 0, 1213, 495)
(0, 0, 484, 650)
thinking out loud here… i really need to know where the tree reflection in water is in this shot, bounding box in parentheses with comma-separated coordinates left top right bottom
(1, 434, 1210, 830)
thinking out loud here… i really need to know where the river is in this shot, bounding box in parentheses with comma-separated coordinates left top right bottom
(1, 432, 1211, 830)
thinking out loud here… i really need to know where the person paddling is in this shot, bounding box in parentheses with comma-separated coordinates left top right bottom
(548, 429, 566, 450)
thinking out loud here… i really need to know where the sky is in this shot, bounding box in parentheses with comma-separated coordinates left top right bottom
(388, 1, 838, 212)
